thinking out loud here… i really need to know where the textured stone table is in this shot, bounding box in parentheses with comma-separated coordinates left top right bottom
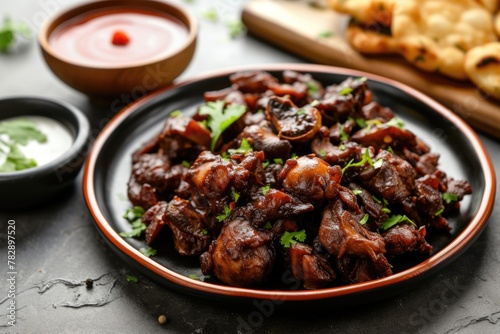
(1, 1, 499, 333)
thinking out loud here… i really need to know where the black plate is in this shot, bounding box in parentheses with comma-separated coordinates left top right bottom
(84, 64, 495, 305)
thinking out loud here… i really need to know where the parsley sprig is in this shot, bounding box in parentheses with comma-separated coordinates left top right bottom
(341, 149, 383, 175)
(199, 101, 246, 151)
(0, 17, 31, 53)
(0, 118, 47, 172)
(280, 230, 306, 248)
(120, 206, 146, 238)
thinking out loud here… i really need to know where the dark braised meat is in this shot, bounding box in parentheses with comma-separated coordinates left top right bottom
(267, 96, 322, 142)
(382, 224, 432, 256)
(200, 219, 275, 287)
(318, 198, 392, 282)
(288, 243, 336, 289)
(124, 70, 472, 290)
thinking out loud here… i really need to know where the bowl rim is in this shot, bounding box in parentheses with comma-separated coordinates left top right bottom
(38, 0, 198, 70)
(83, 63, 496, 302)
(0, 96, 90, 181)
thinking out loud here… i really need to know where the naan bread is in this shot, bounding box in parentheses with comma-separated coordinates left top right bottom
(465, 42, 500, 98)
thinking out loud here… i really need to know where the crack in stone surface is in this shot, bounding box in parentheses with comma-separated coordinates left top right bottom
(443, 310, 500, 334)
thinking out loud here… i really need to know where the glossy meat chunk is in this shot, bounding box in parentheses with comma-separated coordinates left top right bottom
(382, 224, 432, 256)
(200, 219, 275, 287)
(288, 243, 336, 289)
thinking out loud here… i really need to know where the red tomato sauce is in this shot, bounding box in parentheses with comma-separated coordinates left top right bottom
(49, 8, 188, 67)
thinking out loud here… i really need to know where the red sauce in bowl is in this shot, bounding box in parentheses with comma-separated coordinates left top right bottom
(49, 8, 189, 67)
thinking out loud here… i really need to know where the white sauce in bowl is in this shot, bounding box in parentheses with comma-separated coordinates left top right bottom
(0, 116, 73, 168)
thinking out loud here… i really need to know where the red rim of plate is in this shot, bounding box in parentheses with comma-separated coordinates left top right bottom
(83, 63, 496, 301)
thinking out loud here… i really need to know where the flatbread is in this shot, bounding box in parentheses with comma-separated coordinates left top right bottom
(465, 42, 500, 99)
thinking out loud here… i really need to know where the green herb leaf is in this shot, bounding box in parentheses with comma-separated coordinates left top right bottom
(188, 274, 200, 280)
(261, 185, 271, 196)
(263, 222, 273, 229)
(387, 146, 395, 154)
(442, 192, 459, 204)
(199, 101, 246, 151)
(352, 189, 362, 195)
(231, 188, 240, 203)
(216, 205, 231, 222)
(280, 230, 306, 248)
(317, 30, 334, 38)
(120, 206, 146, 238)
(318, 149, 326, 157)
(202, 228, 208, 235)
(373, 158, 383, 169)
(385, 117, 406, 129)
(434, 208, 444, 216)
(273, 158, 284, 165)
(379, 215, 416, 232)
(170, 110, 183, 118)
(0, 118, 46, 145)
(297, 108, 307, 116)
(340, 87, 353, 96)
(341, 149, 372, 174)
(262, 159, 270, 168)
(228, 138, 252, 155)
(382, 207, 391, 213)
(227, 20, 245, 39)
(139, 247, 157, 257)
(0, 17, 32, 53)
(181, 160, 191, 168)
(340, 125, 349, 142)
(290, 152, 298, 159)
(202, 9, 218, 22)
(126, 275, 139, 283)
(0, 142, 37, 172)
(306, 81, 319, 96)
(359, 214, 369, 225)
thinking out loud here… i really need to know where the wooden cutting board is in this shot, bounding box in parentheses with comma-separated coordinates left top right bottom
(242, 0, 500, 138)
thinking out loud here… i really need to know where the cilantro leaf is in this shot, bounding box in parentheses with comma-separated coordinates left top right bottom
(170, 110, 183, 118)
(280, 230, 306, 248)
(385, 117, 406, 129)
(379, 215, 416, 232)
(442, 192, 458, 204)
(273, 158, 284, 165)
(126, 275, 139, 283)
(199, 101, 246, 151)
(0, 17, 32, 53)
(341, 149, 372, 174)
(340, 87, 353, 96)
(261, 185, 271, 196)
(359, 214, 369, 225)
(228, 138, 252, 155)
(139, 247, 157, 257)
(120, 206, 146, 238)
(216, 205, 231, 222)
(306, 81, 319, 96)
(0, 118, 46, 145)
(231, 188, 240, 203)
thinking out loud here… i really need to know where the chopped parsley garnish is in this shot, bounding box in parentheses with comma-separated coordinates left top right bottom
(297, 108, 307, 116)
(317, 30, 334, 38)
(385, 117, 406, 129)
(382, 207, 392, 214)
(216, 205, 231, 222)
(170, 110, 183, 117)
(280, 230, 306, 248)
(126, 275, 139, 283)
(342, 149, 382, 174)
(228, 138, 252, 155)
(227, 20, 245, 39)
(359, 214, 369, 225)
(202, 228, 208, 235)
(139, 247, 157, 257)
(262, 159, 270, 168)
(306, 81, 319, 96)
(181, 160, 191, 168)
(290, 152, 298, 159)
(354, 118, 367, 128)
(379, 214, 416, 232)
(0, 118, 47, 172)
(199, 100, 246, 151)
(231, 188, 240, 203)
(120, 206, 146, 238)
(339, 143, 346, 151)
(387, 146, 395, 154)
(274, 158, 284, 165)
(202, 9, 218, 22)
(0, 17, 31, 53)
(442, 192, 459, 204)
(352, 189, 363, 195)
(261, 185, 271, 196)
(434, 208, 444, 216)
(188, 274, 200, 280)
(318, 149, 326, 157)
(310, 100, 319, 107)
(263, 222, 273, 229)
(339, 87, 353, 96)
(357, 77, 368, 82)
(340, 125, 349, 142)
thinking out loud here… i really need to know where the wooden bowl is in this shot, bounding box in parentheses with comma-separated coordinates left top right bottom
(39, 0, 197, 98)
